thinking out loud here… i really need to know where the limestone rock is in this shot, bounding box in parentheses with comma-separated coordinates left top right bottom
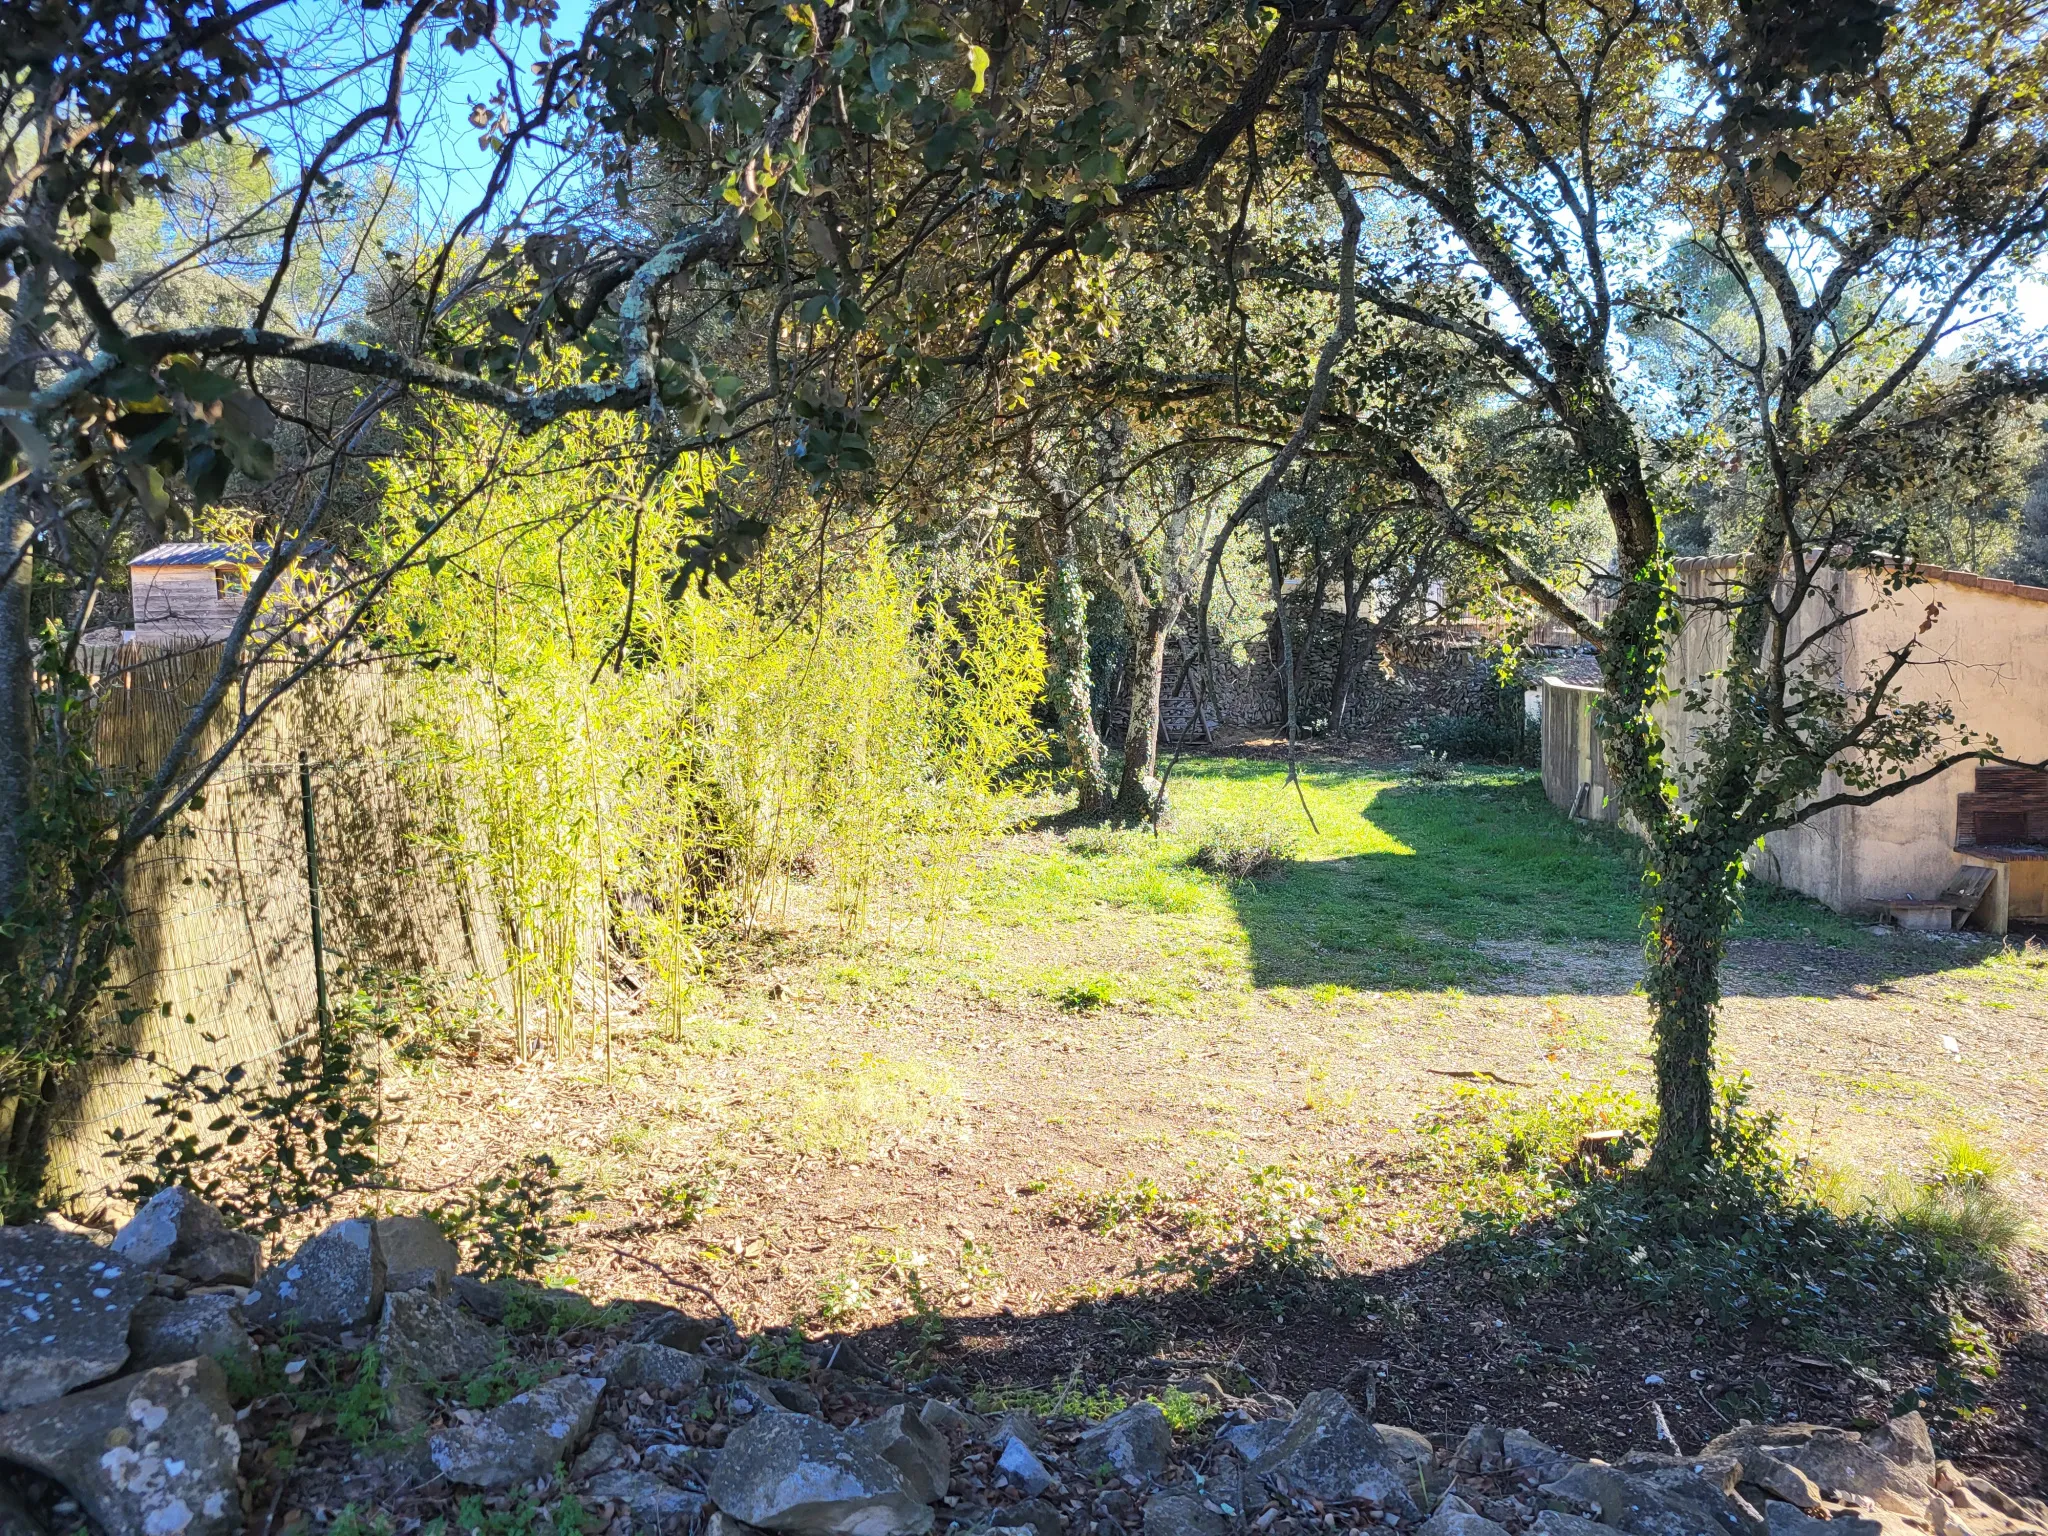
(1504, 1430, 1579, 1485)
(589, 1469, 708, 1532)
(1376, 1424, 1435, 1476)
(1077, 1403, 1175, 1484)
(1145, 1489, 1229, 1536)
(0, 1356, 241, 1536)
(571, 1430, 626, 1481)
(1739, 1454, 1824, 1514)
(377, 1290, 499, 1385)
(1534, 1512, 1613, 1536)
(374, 1216, 459, 1297)
(1864, 1416, 1935, 1476)
(1421, 1494, 1514, 1536)
(126, 1293, 257, 1377)
(1250, 1390, 1419, 1518)
(111, 1189, 261, 1287)
(644, 1441, 723, 1485)
(1538, 1462, 1727, 1536)
(1616, 1452, 1761, 1536)
(607, 1341, 708, 1394)
(0, 1224, 151, 1410)
(998, 1437, 1056, 1498)
(1217, 1420, 1288, 1466)
(1002, 1498, 1065, 1536)
(451, 1274, 510, 1323)
(1702, 1424, 1930, 1517)
(919, 1399, 988, 1441)
(983, 1410, 1046, 1452)
(1455, 1427, 1506, 1475)
(636, 1305, 720, 1353)
(707, 1410, 936, 1536)
(1764, 1501, 1906, 1536)
(245, 1218, 383, 1335)
(707, 1513, 771, 1536)
(846, 1403, 950, 1502)
(424, 1373, 606, 1488)
(710, 1361, 822, 1416)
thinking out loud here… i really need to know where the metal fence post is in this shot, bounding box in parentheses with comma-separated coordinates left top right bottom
(299, 748, 332, 1034)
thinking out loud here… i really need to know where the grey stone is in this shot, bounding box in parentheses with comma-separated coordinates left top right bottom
(1538, 1463, 1727, 1536)
(572, 1431, 626, 1481)
(1144, 1490, 1228, 1536)
(846, 1403, 950, 1501)
(983, 1410, 1045, 1451)
(637, 1306, 720, 1353)
(707, 1410, 936, 1536)
(1701, 1425, 1930, 1517)
(1420, 1494, 1514, 1536)
(1505, 1430, 1579, 1485)
(1202, 1458, 1249, 1519)
(1377, 1424, 1435, 1475)
(111, 1189, 260, 1287)
(1455, 1426, 1506, 1475)
(589, 1470, 708, 1532)
(126, 1293, 257, 1377)
(1864, 1416, 1935, 1475)
(374, 1215, 458, 1297)
(643, 1441, 722, 1485)
(1216, 1420, 1288, 1466)
(711, 1362, 822, 1416)
(920, 1399, 989, 1441)
(1003, 1499, 1065, 1536)
(998, 1437, 1056, 1498)
(1614, 1455, 1760, 1536)
(1739, 1455, 1823, 1513)
(1249, 1390, 1419, 1518)
(707, 1514, 770, 1536)
(424, 1373, 606, 1488)
(0, 1481, 49, 1536)
(1078, 1403, 1175, 1485)
(608, 1341, 709, 1394)
(1534, 1513, 1613, 1536)
(0, 1224, 151, 1410)
(0, 1356, 241, 1536)
(1765, 1502, 1890, 1536)
(452, 1273, 509, 1322)
(377, 1290, 499, 1385)
(245, 1218, 383, 1335)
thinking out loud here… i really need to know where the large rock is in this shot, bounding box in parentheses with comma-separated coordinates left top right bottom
(424, 1373, 606, 1488)
(127, 1293, 258, 1377)
(1504, 1430, 1580, 1486)
(1077, 1402, 1174, 1484)
(111, 1189, 260, 1287)
(374, 1216, 459, 1297)
(636, 1305, 720, 1353)
(0, 1356, 242, 1536)
(1763, 1503, 1905, 1536)
(1421, 1494, 1515, 1536)
(1217, 1419, 1289, 1465)
(589, 1470, 708, 1532)
(1538, 1462, 1728, 1536)
(1144, 1489, 1230, 1536)
(1250, 1390, 1420, 1518)
(708, 1410, 936, 1536)
(846, 1404, 950, 1502)
(0, 1224, 151, 1410)
(1701, 1422, 1931, 1517)
(1613, 1454, 1761, 1536)
(377, 1290, 499, 1384)
(245, 1218, 383, 1335)
(607, 1341, 708, 1394)
(997, 1436, 1055, 1498)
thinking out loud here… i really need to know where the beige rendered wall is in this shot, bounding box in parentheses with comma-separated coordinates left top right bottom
(1654, 560, 2048, 918)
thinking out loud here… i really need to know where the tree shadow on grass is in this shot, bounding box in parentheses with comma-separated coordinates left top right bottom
(1219, 778, 2005, 1000)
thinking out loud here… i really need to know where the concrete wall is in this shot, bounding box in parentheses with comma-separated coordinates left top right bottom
(1654, 558, 2048, 921)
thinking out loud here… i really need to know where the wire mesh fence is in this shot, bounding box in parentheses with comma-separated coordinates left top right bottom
(51, 645, 510, 1203)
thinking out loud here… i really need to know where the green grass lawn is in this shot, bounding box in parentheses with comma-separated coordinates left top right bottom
(950, 758, 1879, 1000)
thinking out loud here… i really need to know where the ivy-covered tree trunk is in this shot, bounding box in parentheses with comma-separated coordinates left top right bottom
(1641, 835, 1744, 1171)
(1114, 599, 1177, 820)
(1042, 522, 1110, 815)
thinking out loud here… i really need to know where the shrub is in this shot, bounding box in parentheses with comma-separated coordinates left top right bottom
(1191, 816, 1302, 880)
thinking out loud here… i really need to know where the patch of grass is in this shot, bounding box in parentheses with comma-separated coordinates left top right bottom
(972, 1380, 1131, 1421)
(1148, 1383, 1219, 1434)
(781, 1052, 960, 1161)
(744, 1327, 811, 1379)
(1054, 974, 1118, 1012)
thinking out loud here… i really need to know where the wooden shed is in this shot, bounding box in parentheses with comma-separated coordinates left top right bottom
(1538, 661, 1617, 823)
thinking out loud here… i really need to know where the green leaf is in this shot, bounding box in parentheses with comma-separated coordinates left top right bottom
(967, 42, 990, 92)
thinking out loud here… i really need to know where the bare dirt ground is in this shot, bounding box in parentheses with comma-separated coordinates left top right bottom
(386, 762, 2048, 1490)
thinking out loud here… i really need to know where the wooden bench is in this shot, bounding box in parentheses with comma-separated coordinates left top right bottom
(1884, 865, 1998, 932)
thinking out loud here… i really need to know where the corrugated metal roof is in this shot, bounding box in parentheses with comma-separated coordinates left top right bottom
(1532, 654, 1604, 686)
(129, 541, 329, 567)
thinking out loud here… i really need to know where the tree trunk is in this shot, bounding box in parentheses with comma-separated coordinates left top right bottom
(0, 498, 31, 919)
(1113, 598, 1179, 820)
(1041, 519, 1110, 814)
(1642, 834, 1742, 1174)
(1330, 550, 1362, 734)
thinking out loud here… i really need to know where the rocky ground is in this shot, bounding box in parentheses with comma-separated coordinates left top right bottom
(4, 1189, 2047, 1536)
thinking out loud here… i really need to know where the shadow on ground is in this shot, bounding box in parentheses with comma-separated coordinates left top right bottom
(1219, 779, 2001, 999)
(822, 1202, 2047, 1494)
